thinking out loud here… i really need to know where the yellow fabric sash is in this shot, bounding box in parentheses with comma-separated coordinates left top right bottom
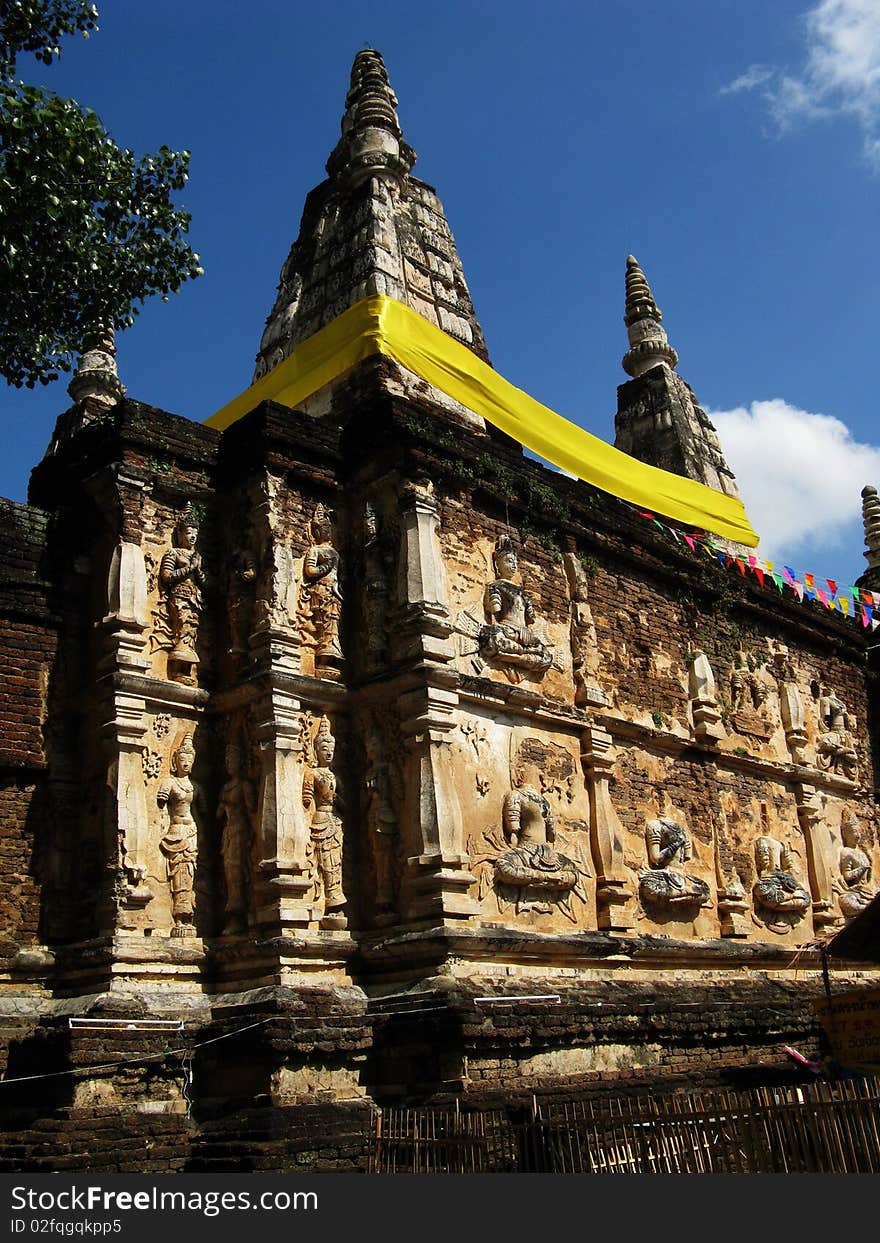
(206, 294, 759, 547)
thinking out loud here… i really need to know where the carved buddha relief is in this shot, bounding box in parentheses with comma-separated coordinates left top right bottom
(473, 742, 588, 921)
(638, 818, 711, 915)
(834, 810, 874, 921)
(752, 835, 811, 932)
(456, 534, 556, 683)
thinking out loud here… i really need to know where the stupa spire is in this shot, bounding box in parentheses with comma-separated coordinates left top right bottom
(325, 48, 416, 187)
(67, 327, 125, 412)
(857, 484, 880, 590)
(252, 49, 489, 389)
(622, 255, 678, 378)
(614, 254, 739, 500)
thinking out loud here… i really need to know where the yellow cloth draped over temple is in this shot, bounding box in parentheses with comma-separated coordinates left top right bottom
(206, 294, 759, 548)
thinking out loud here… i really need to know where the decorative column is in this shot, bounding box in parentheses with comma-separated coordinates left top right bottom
(562, 548, 601, 706)
(393, 477, 477, 921)
(713, 818, 749, 938)
(99, 542, 154, 925)
(780, 680, 808, 764)
(794, 783, 838, 933)
(252, 686, 316, 932)
(580, 725, 633, 931)
(248, 473, 314, 930)
(688, 651, 725, 744)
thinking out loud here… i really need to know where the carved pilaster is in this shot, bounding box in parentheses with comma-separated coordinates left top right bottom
(252, 685, 315, 930)
(249, 474, 301, 674)
(100, 541, 150, 673)
(795, 783, 838, 932)
(580, 725, 633, 931)
(398, 675, 478, 921)
(393, 475, 476, 920)
(688, 651, 725, 744)
(713, 824, 749, 938)
(393, 477, 455, 665)
(780, 681, 809, 764)
(98, 542, 153, 926)
(562, 549, 601, 705)
(101, 688, 153, 927)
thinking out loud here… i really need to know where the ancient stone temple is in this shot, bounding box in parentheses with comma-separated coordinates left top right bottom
(1, 49, 879, 1172)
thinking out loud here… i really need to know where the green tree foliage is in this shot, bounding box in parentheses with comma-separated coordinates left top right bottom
(0, 1, 203, 387)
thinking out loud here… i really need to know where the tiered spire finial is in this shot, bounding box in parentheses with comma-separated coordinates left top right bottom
(325, 48, 416, 187)
(861, 485, 880, 574)
(622, 255, 679, 378)
(67, 327, 125, 412)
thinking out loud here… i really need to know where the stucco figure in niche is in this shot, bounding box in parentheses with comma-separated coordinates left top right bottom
(361, 501, 393, 671)
(688, 651, 725, 743)
(157, 733, 201, 937)
(217, 736, 259, 935)
(834, 810, 874, 921)
(729, 651, 772, 740)
(638, 818, 711, 914)
(458, 535, 555, 682)
(364, 713, 402, 926)
(226, 548, 258, 663)
(752, 835, 811, 932)
(474, 746, 588, 921)
(562, 549, 600, 705)
(298, 504, 343, 676)
(816, 686, 858, 781)
(152, 507, 206, 674)
(302, 715, 347, 927)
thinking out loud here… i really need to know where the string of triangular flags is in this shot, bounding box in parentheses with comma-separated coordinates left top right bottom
(630, 506, 880, 631)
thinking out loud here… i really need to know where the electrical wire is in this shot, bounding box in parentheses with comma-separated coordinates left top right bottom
(0, 1017, 272, 1087)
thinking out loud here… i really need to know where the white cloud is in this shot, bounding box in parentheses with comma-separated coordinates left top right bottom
(709, 398, 880, 569)
(721, 0, 880, 168)
(719, 64, 775, 96)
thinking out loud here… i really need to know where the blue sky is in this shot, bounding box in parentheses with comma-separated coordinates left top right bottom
(3, 0, 880, 590)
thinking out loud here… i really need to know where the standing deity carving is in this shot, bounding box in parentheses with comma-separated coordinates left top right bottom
(563, 549, 600, 706)
(217, 737, 259, 935)
(302, 716, 346, 925)
(729, 652, 771, 740)
(365, 713, 402, 926)
(297, 504, 343, 675)
(834, 810, 874, 921)
(816, 686, 858, 781)
(361, 502, 393, 670)
(157, 733, 200, 937)
(226, 548, 258, 662)
(153, 507, 206, 673)
(638, 818, 710, 913)
(752, 835, 811, 931)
